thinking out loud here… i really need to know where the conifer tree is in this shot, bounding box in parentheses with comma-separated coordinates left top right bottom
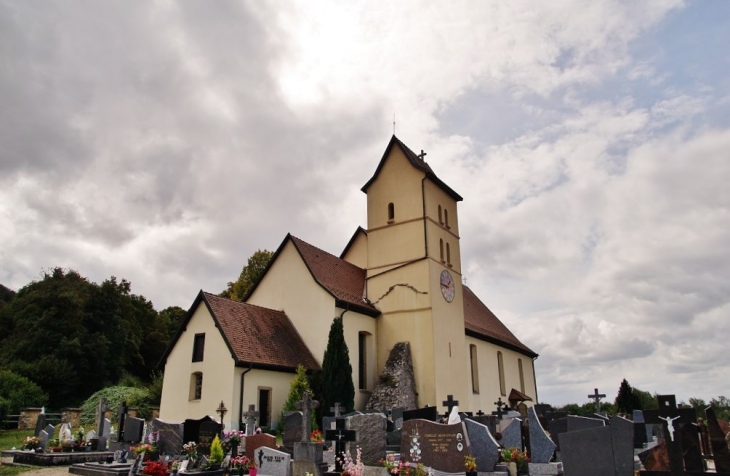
(321, 316, 355, 415)
(615, 378, 642, 413)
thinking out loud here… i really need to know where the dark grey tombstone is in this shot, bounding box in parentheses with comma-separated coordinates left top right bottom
(102, 418, 112, 437)
(707, 406, 730, 473)
(386, 428, 401, 448)
(545, 411, 568, 422)
(400, 419, 472, 473)
(38, 429, 49, 449)
(124, 417, 144, 443)
(44, 424, 55, 440)
(527, 406, 556, 463)
(182, 415, 217, 448)
(34, 413, 47, 437)
(322, 416, 336, 445)
(560, 426, 614, 476)
(198, 420, 222, 456)
(548, 418, 567, 450)
(348, 413, 386, 466)
(282, 411, 303, 449)
(551, 415, 605, 450)
(403, 406, 439, 422)
(609, 416, 634, 476)
(391, 407, 405, 430)
(148, 419, 184, 456)
(632, 410, 648, 448)
(500, 418, 522, 450)
(465, 418, 500, 472)
(680, 422, 703, 472)
(470, 415, 498, 436)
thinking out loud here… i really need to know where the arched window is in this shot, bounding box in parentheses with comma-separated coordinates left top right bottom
(497, 352, 506, 396)
(388, 202, 395, 222)
(438, 205, 443, 224)
(444, 209, 449, 228)
(190, 372, 203, 400)
(446, 243, 451, 265)
(440, 239, 444, 262)
(518, 358, 525, 393)
(470, 344, 479, 394)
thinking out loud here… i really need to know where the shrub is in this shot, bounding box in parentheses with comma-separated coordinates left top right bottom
(79, 386, 148, 426)
(0, 370, 48, 415)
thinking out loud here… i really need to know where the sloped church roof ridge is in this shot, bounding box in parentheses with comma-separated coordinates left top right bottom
(361, 135, 464, 202)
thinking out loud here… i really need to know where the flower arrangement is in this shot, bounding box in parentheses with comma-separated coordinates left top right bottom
(464, 455, 477, 472)
(379, 455, 427, 476)
(310, 429, 324, 443)
(224, 430, 244, 446)
(231, 456, 251, 469)
(142, 460, 169, 476)
(182, 442, 198, 459)
(337, 447, 364, 476)
(23, 436, 40, 449)
(131, 443, 155, 456)
(500, 447, 529, 468)
(146, 431, 160, 452)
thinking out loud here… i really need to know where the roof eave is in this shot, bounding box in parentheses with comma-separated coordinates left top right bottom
(465, 328, 539, 359)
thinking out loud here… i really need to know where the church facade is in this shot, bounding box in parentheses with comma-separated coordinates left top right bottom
(159, 136, 538, 430)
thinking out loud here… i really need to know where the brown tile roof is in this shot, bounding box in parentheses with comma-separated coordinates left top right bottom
(361, 135, 463, 201)
(463, 285, 538, 358)
(290, 235, 379, 317)
(202, 291, 321, 371)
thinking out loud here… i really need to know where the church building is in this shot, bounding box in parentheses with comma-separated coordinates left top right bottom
(159, 136, 538, 429)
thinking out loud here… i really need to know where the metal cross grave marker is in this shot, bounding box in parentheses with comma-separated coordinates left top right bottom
(324, 418, 357, 473)
(588, 388, 607, 413)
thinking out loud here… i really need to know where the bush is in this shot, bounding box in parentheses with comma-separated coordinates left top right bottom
(0, 370, 48, 416)
(79, 386, 148, 426)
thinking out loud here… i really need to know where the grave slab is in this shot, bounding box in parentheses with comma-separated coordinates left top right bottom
(255, 446, 291, 476)
(559, 426, 614, 476)
(610, 415, 635, 476)
(499, 419, 522, 451)
(400, 419, 471, 473)
(348, 412, 386, 466)
(465, 418, 500, 472)
(148, 419, 183, 456)
(528, 406, 556, 463)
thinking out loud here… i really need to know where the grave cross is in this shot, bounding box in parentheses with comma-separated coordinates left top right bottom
(116, 402, 128, 442)
(476, 410, 485, 417)
(588, 388, 607, 413)
(417, 150, 427, 160)
(442, 395, 459, 417)
(493, 398, 506, 419)
(330, 402, 343, 417)
(96, 397, 109, 438)
(324, 418, 357, 473)
(244, 405, 259, 436)
(659, 416, 681, 442)
(294, 391, 319, 442)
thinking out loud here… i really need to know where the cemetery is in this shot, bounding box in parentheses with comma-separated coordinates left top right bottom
(3, 386, 730, 476)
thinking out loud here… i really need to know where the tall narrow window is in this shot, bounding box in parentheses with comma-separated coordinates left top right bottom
(358, 332, 371, 390)
(258, 388, 271, 427)
(190, 372, 203, 400)
(446, 243, 451, 265)
(438, 205, 443, 224)
(518, 358, 525, 393)
(388, 202, 395, 222)
(470, 344, 479, 394)
(444, 209, 449, 228)
(440, 239, 445, 262)
(497, 352, 506, 396)
(192, 333, 205, 362)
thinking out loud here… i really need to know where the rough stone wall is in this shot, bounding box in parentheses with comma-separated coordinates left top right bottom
(365, 342, 418, 411)
(62, 408, 81, 427)
(19, 408, 42, 430)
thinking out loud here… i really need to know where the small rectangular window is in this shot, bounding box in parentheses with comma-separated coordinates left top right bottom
(192, 333, 205, 362)
(470, 344, 479, 394)
(498, 351, 506, 396)
(518, 358, 525, 393)
(359, 332, 367, 390)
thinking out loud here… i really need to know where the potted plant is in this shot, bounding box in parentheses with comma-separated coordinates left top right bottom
(500, 447, 529, 476)
(246, 456, 258, 476)
(231, 456, 251, 476)
(464, 454, 477, 476)
(182, 441, 198, 461)
(208, 435, 225, 470)
(22, 436, 40, 451)
(223, 430, 244, 457)
(49, 438, 62, 452)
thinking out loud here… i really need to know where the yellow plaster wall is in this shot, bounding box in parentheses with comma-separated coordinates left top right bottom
(464, 336, 537, 411)
(423, 180, 460, 237)
(237, 368, 296, 430)
(341, 231, 368, 269)
(247, 240, 335, 364)
(340, 307, 378, 411)
(159, 303, 236, 425)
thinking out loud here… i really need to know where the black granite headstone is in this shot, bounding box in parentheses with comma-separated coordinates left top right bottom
(182, 416, 218, 452)
(403, 406, 438, 422)
(34, 412, 47, 437)
(197, 420, 222, 456)
(680, 423, 703, 472)
(124, 417, 144, 443)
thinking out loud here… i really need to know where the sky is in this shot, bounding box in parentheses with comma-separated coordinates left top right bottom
(1, 0, 729, 407)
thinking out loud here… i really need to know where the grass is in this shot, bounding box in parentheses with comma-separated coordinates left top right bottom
(0, 466, 33, 476)
(0, 430, 32, 451)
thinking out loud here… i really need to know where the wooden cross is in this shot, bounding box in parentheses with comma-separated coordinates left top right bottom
(324, 418, 357, 473)
(294, 391, 319, 442)
(442, 395, 459, 417)
(493, 398, 508, 419)
(588, 388, 607, 413)
(245, 405, 259, 436)
(330, 402, 343, 417)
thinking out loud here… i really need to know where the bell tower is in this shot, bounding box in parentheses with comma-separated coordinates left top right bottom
(361, 136, 468, 407)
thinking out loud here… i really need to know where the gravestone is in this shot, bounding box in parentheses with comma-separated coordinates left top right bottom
(402, 406, 438, 422)
(560, 426, 615, 476)
(96, 398, 110, 441)
(44, 424, 55, 440)
(680, 422, 703, 472)
(707, 406, 730, 473)
(500, 418, 522, 450)
(283, 412, 303, 449)
(638, 441, 670, 471)
(549, 415, 605, 450)
(442, 395, 459, 419)
(245, 433, 278, 461)
(348, 412, 386, 466)
(470, 414, 498, 436)
(588, 388, 607, 413)
(256, 446, 291, 476)
(124, 417, 144, 443)
(34, 411, 47, 437)
(117, 402, 128, 442)
(325, 418, 357, 474)
(148, 419, 184, 456)
(294, 391, 318, 441)
(38, 429, 49, 449)
(198, 420, 222, 456)
(609, 416, 634, 476)
(86, 430, 96, 441)
(97, 419, 112, 450)
(400, 419, 471, 473)
(528, 406, 556, 463)
(392, 407, 405, 430)
(244, 405, 259, 437)
(183, 416, 218, 449)
(465, 418, 500, 471)
(633, 410, 648, 449)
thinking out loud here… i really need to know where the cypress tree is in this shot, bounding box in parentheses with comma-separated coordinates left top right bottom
(321, 316, 355, 415)
(615, 378, 642, 413)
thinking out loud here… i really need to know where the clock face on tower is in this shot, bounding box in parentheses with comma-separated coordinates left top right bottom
(440, 270, 455, 303)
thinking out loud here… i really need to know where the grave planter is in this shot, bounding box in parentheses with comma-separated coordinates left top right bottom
(466, 471, 478, 476)
(507, 462, 517, 476)
(248, 468, 257, 476)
